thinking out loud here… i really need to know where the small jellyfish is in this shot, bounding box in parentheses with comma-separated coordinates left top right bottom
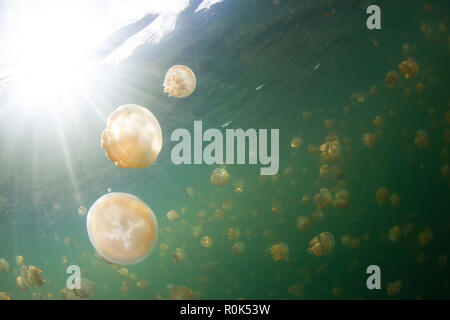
(311, 210, 324, 222)
(101, 104, 163, 168)
(341, 234, 352, 247)
(333, 189, 350, 208)
(0, 196, 9, 214)
(185, 187, 195, 198)
(269, 243, 290, 261)
(287, 283, 304, 297)
(290, 137, 303, 148)
(301, 194, 312, 203)
(362, 133, 377, 147)
(211, 168, 230, 186)
(0, 292, 11, 300)
(437, 254, 447, 268)
(73, 278, 95, 299)
(86, 193, 159, 266)
(302, 111, 311, 120)
(214, 209, 225, 220)
(167, 209, 179, 222)
(388, 226, 402, 242)
(319, 140, 342, 161)
(163, 65, 196, 98)
(332, 286, 343, 297)
(414, 130, 430, 148)
(387, 280, 402, 296)
(192, 226, 202, 237)
(418, 227, 433, 246)
(0, 258, 9, 272)
(136, 280, 150, 290)
(16, 276, 28, 291)
(171, 248, 186, 264)
(227, 228, 241, 241)
(308, 232, 335, 256)
(232, 242, 246, 255)
(129, 273, 138, 281)
(117, 268, 128, 278)
(373, 116, 384, 128)
(315, 188, 332, 208)
(390, 193, 400, 207)
(385, 70, 400, 88)
(376, 186, 389, 205)
(201, 236, 213, 248)
(28, 265, 45, 287)
(78, 206, 87, 216)
(323, 119, 334, 129)
(170, 286, 195, 300)
(399, 58, 419, 79)
(319, 164, 330, 177)
(296, 216, 311, 232)
(64, 236, 72, 247)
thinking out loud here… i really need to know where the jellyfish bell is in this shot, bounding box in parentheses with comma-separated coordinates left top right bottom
(308, 232, 335, 256)
(170, 286, 195, 300)
(0, 258, 9, 272)
(73, 278, 95, 299)
(163, 65, 196, 98)
(86, 192, 159, 266)
(211, 168, 230, 186)
(101, 104, 163, 169)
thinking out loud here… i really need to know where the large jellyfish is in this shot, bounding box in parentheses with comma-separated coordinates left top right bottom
(308, 232, 335, 256)
(101, 104, 163, 168)
(86, 193, 158, 266)
(163, 65, 196, 98)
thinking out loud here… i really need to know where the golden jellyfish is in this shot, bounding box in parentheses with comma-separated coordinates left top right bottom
(163, 65, 196, 98)
(399, 58, 419, 79)
(385, 70, 400, 88)
(308, 144, 319, 156)
(296, 215, 311, 232)
(390, 193, 400, 207)
(288, 283, 304, 298)
(0, 292, 10, 300)
(311, 209, 324, 222)
(167, 209, 179, 222)
(319, 164, 330, 177)
(369, 85, 378, 96)
(319, 140, 342, 161)
(437, 254, 447, 268)
(418, 227, 433, 247)
(269, 243, 289, 261)
(362, 133, 377, 147)
(16, 276, 28, 291)
(211, 168, 230, 186)
(341, 234, 352, 247)
(64, 236, 72, 247)
(171, 248, 186, 264)
(228, 228, 241, 241)
(136, 280, 150, 290)
(302, 111, 311, 120)
(28, 265, 45, 287)
(387, 280, 402, 296)
(290, 136, 303, 148)
(301, 194, 312, 204)
(130, 273, 138, 281)
(232, 242, 246, 255)
(323, 119, 334, 129)
(86, 192, 159, 266)
(117, 268, 128, 278)
(442, 164, 449, 179)
(101, 104, 163, 168)
(60, 288, 80, 300)
(414, 130, 430, 148)
(192, 226, 202, 237)
(201, 236, 213, 248)
(376, 186, 389, 205)
(308, 232, 335, 256)
(78, 206, 87, 216)
(185, 187, 195, 198)
(0, 258, 9, 272)
(388, 226, 402, 242)
(232, 180, 245, 193)
(315, 188, 332, 208)
(214, 209, 225, 220)
(333, 189, 350, 208)
(170, 286, 195, 300)
(332, 286, 343, 297)
(73, 278, 95, 299)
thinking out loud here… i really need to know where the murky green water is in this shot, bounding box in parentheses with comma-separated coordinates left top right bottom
(0, 0, 449, 300)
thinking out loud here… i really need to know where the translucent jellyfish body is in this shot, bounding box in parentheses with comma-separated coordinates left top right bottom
(232, 242, 246, 255)
(387, 280, 402, 296)
(315, 188, 332, 208)
(73, 278, 95, 299)
(167, 209, 179, 222)
(86, 192, 158, 266)
(385, 70, 400, 88)
(163, 65, 196, 98)
(296, 216, 311, 232)
(333, 189, 350, 208)
(201, 236, 213, 248)
(399, 58, 419, 79)
(290, 137, 303, 148)
(308, 232, 335, 256)
(376, 186, 389, 205)
(0, 258, 9, 272)
(170, 286, 195, 300)
(269, 243, 290, 261)
(319, 140, 342, 161)
(388, 226, 402, 242)
(136, 280, 150, 290)
(211, 168, 230, 186)
(101, 104, 163, 168)
(414, 130, 430, 148)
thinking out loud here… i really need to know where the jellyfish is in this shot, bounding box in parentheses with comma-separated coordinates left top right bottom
(117, 268, 128, 278)
(73, 278, 95, 299)
(130, 273, 138, 281)
(308, 232, 335, 256)
(296, 216, 311, 232)
(437, 254, 447, 268)
(319, 140, 342, 161)
(311, 210, 324, 222)
(28, 265, 45, 287)
(101, 104, 163, 168)
(301, 194, 312, 203)
(232, 242, 246, 255)
(170, 286, 195, 300)
(64, 236, 72, 247)
(269, 243, 290, 261)
(163, 65, 196, 98)
(16, 276, 28, 291)
(232, 180, 245, 193)
(0, 292, 10, 300)
(201, 236, 213, 248)
(373, 116, 384, 128)
(319, 164, 330, 177)
(399, 58, 419, 79)
(385, 70, 400, 88)
(86, 192, 159, 266)
(390, 193, 400, 207)
(323, 119, 334, 129)
(290, 137, 302, 148)
(171, 248, 186, 264)
(388, 226, 402, 242)
(136, 280, 150, 290)
(315, 188, 332, 208)
(287, 283, 304, 297)
(167, 209, 179, 222)
(387, 280, 402, 296)
(0, 196, 9, 214)
(302, 111, 311, 120)
(211, 168, 230, 186)
(341, 234, 352, 247)
(332, 286, 343, 297)
(376, 186, 389, 205)
(60, 288, 80, 300)
(362, 133, 377, 147)
(414, 130, 430, 148)
(214, 209, 225, 220)
(418, 227, 433, 246)
(78, 206, 87, 216)
(0, 258, 9, 272)
(184, 187, 195, 198)
(192, 226, 202, 237)
(227, 228, 241, 241)
(333, 189, 350, 208)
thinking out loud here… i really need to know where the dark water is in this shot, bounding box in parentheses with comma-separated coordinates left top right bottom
(0, 0, 449, 300)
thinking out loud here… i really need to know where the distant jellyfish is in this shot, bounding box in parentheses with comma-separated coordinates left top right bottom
(211, 168, 230, 186)
(385, 70, 400, 88)
(315, 188, 332, 208)
(290, 137, 303, 148)
(227, 228, 241, 241)
(185, 187, 195, 198)
(341, 234, 352, 247)
(170, 286, 195, 300)
(60, 288, 80, 300)
(78, 206, 87, 216)
(288, 283, 304, 297)
(269, 243, 290, 261)
(167, 209, 179, 222)
(86, 192, 159, 266)
(414, 130, 430, 148)
(388, 226, 402, 242)
(117, 268, 128, 278)
(232, 242, 246, 255)
(387, 280, 402, 296)
(73, 278, 95, 299)
(373, 116, 384, 128)
(136, 280, 150, 290)
(129, 273, 138, 281)
(399, 58, 419, 79)
(0, 258, 9, 272)
(362, 133, 377, 147)
(192, 226, 202, 237)
(418, 227, 433, 246)
(376, 187, 389, 205)
(214, 209, 225, 220)
(64, 236, 72, 247)
(16, 276, 28, 291)
(390, 193, 400, 207)
(296, 216, 311, 232)
(333, 189, 350, 208)
(301, 194, 312, 203)
(0, 196, 9, 214)
(323, 119, 334, 129)
(171, 248, 186, 264)
(311, 210, 324, 222)
(308, 232, 335, 256)
(101, 104, 163, 168)
(319, 140, 342, 161)
(163, 65, 196, 98)
(0, 292, 11, 300)
(201, 236, 213, 248)
(302, 111, 311, 120)
(332, 286, 344, 297)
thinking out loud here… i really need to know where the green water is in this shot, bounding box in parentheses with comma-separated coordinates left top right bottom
(0, 0, 449, 300)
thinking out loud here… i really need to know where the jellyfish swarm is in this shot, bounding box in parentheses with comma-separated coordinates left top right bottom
(101, 104, 163, 168)
(163, 65, 196, 98)
(308, 232, 335, 256)
(86, 193, 158, 266)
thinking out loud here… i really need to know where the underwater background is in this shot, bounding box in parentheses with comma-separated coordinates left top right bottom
(0, 0, 449, 300)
